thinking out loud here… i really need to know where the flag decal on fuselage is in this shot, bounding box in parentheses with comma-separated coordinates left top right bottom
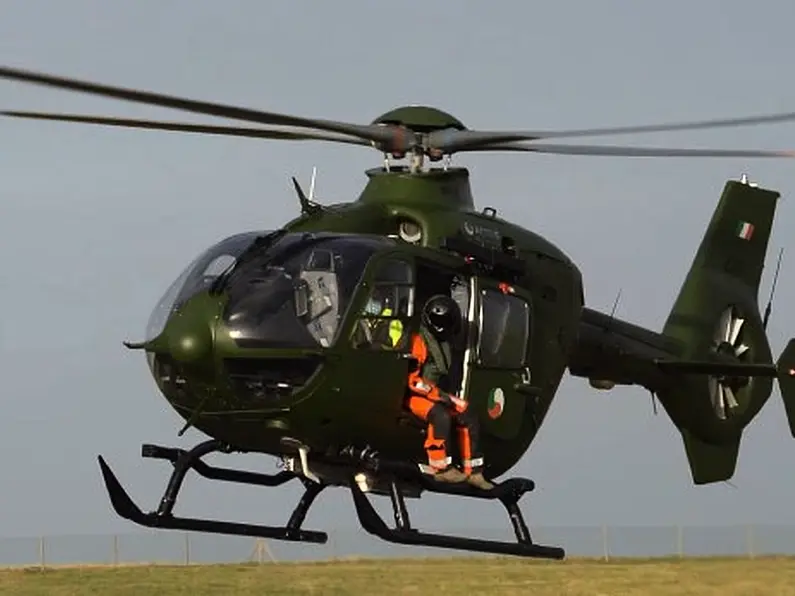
(736, 221, 754, 240)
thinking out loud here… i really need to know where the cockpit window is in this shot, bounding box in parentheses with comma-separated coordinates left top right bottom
(222, 234, 390, 349)
(204, 254, 236, 277)
(145, 231, 266, 342)
(352, 258, 415, 351)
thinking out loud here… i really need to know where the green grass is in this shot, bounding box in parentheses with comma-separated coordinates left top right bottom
(2, 556, 795, 595)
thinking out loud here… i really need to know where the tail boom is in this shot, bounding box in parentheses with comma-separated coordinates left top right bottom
(569, 176, 793, 484)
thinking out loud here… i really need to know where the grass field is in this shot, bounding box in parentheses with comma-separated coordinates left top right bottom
(1, 556, 794, 595)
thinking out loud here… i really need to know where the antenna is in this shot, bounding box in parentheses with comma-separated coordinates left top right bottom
(603, 289, 657, 415)
(608, 288, 622, 320)
(308, 166, 317, 201)
(290, 166, 323, 215)
(763, 247, 784, 330)
(603, 288, 622, 334)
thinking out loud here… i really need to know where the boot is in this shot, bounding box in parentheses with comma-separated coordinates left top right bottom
(466, 472, 494, 491)
(432, 466, 468, 483)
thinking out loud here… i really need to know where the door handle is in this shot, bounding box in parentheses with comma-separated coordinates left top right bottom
(514, 382, 542, 397)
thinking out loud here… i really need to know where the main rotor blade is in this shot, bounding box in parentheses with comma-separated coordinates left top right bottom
(0, 111, 372, 146)
(0, 65, 410, 150)
(428, 110, 795, 153)
(467, 141, 795, 158)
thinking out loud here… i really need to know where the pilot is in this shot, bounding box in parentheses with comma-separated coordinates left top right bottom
(362, 286, 404, 348)
(406, 294, 494, 490)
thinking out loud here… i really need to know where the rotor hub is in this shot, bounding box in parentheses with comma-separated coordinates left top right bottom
(371, 105, 467, 134)
(369, 106, 468, 168)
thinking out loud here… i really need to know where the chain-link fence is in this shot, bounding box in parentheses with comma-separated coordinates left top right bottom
(0, 524, 790, 566)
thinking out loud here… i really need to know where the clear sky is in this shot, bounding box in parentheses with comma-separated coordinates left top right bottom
(2, 0, 795, 540)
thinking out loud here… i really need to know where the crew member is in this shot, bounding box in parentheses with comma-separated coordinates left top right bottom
(359, 287, 404, 348)
(406, 294, 493, 490)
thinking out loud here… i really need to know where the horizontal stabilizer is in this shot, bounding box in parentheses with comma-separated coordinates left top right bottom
(653, 359, 778, 377)
(682, 429, 741, 484)
(776, 339, 795, 437)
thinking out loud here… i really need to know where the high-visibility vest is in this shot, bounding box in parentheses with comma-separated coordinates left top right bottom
(379, 307, 404, 347)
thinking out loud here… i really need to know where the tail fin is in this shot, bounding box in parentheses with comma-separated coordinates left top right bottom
(658, 175, 791, 484)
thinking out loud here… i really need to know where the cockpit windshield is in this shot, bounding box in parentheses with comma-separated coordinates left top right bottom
(222, 233, 391, 349)
(144, 231, 267, 342)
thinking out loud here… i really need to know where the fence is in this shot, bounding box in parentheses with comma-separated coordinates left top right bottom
(0, 524, 793, 566)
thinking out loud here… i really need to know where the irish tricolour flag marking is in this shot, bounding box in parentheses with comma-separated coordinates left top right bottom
(736, 221, 754, 240)
(487, 388, 505, 419)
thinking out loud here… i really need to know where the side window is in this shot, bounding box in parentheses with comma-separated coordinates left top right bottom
(477, 289, 530, 368)
(450, 276, 470, 330)
(351, 259, 414, 351)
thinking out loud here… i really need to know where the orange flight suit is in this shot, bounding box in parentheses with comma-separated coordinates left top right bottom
(406, 331, 484, 475)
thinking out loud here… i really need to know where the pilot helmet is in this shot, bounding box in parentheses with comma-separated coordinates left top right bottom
(422, 294, 461, 337)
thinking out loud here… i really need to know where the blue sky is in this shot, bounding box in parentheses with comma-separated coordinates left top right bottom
(2, 0, 795, 539)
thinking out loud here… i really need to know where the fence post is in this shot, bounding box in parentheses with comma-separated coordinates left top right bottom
(184, 532, 191, 565)
(676, 524, 683, 558)
(602, 525, 609, 561)
(112, 534, 119, 565)
(746, 524, 755, 559)
(38, 536, 46, 568)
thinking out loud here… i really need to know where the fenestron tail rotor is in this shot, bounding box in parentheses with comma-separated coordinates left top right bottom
(3, 64, 795, 162)
(709, 307, 750, 420)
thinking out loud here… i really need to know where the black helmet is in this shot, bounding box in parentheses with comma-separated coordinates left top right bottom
(422, 294, 461, 337)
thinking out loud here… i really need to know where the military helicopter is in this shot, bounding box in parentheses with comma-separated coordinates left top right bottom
(3, 65, 795, 560)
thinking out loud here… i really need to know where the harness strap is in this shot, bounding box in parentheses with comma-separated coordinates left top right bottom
(419, 325, 450, 377)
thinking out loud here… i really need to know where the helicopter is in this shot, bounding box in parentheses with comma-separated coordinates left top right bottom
(3, 65, 795, 560)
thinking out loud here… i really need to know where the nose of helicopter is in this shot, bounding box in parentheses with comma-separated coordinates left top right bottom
(140, 294, 225, 429)
(162, 299, 215, 364)
(148, 293, 219, 365)
(145, 290, 325, 407)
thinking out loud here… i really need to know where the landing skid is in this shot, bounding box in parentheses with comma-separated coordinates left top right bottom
(97, 439, 565, 559)
(349, 477, 564, 559)
(98, 440, 327, 543)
